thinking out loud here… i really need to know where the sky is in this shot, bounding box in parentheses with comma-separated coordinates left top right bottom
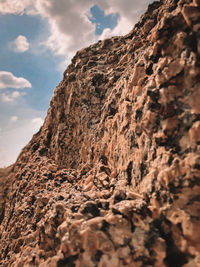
(0, 0, 154, 167)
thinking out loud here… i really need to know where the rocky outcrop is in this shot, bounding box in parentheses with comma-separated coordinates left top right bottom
(0, 0, 200, 266)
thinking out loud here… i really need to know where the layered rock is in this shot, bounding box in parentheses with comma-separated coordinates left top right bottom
(0, 0, 200, 266)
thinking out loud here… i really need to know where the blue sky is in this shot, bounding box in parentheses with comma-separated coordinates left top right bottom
(89, 5, 119, 35)
(0, 0, 152, 167)
(0, 14, 61, 109)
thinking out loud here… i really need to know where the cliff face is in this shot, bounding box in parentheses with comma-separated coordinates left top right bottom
(0, 0, 200, 266)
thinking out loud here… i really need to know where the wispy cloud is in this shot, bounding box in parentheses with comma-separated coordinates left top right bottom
(0, 71, 31, 89)
(1, 91, 21, 102)
(10, 116, 18, 122)
(12, 35, 30, 53)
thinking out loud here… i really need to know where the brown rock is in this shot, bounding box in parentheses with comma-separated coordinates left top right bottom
(0, 0, 200, 266)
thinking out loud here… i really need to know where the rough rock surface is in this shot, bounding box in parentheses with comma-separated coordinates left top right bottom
(0, 0, 200, 266)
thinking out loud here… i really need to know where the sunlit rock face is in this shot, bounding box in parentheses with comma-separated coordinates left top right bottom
(0, 0, 200, 266)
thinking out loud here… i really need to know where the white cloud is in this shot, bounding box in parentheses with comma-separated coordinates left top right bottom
(99, 17, 132, 39)
(0, 71, 31, 89)
(12, 35, 30, 53)
(31, 117, 44, 130)
(98, 0, 154, 39)
(0, 0, 154, 61)
(0, 0, 35, 15)
(35, 0, 154, 57)
(10, 116, 18, 122)
(36, 0, 97, 59)
(98, 0, 151, 19)
(1, 91, 21, 102)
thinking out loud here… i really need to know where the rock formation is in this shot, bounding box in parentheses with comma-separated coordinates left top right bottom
(0, 0, 200, 266)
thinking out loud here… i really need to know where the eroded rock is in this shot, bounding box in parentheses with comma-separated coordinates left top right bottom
(0, 0, 200, 266)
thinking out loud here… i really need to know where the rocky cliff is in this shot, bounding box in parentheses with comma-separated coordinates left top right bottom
(0, 0, 200, 266)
